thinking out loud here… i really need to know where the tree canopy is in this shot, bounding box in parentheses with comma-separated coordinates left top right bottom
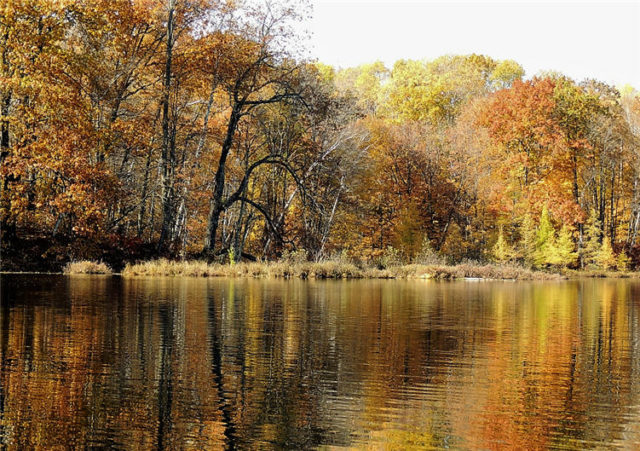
(1, 1, 639, 271)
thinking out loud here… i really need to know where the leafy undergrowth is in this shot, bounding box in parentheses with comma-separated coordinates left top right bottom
(121, 259, 563, 281)
(63, 260, 113, 275)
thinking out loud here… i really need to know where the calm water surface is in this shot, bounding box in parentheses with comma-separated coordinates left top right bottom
(1, 275, 640, 449)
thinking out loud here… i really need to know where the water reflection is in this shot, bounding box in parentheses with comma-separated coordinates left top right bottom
(1, 276, 640, 449)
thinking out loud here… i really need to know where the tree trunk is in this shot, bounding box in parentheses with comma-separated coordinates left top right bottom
(138, 145, 154, 236)
(0, 91, 14, 240)
(204, 107, 242, 255)
(158, 0, 176, 252)
(0, 93, 8, 158)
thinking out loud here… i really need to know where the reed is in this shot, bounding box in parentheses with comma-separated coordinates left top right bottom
(562, 269, 638, 279)
(63, 260, 113, 275)
(121, 259, 562, 280)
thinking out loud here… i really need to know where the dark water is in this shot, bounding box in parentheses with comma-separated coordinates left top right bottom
(1, 276, 640, 449)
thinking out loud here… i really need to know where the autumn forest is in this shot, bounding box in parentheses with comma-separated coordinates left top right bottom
(1, 0, 639, 272)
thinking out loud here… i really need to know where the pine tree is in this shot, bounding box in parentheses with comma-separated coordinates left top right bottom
(552, 224, 577, 268)
(581, 209, 602, 268)
(595, 237, 616, 270)
(519, 213, 537, 266)
(617, 250, 631, 271)
(533, 206, 556, 268)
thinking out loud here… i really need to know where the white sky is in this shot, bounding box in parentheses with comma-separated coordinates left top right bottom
(309, 0, 640, 87)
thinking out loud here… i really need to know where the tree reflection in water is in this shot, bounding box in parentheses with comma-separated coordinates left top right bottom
(1, 275, 640, 449)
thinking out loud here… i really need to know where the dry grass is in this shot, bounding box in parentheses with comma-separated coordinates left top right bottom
(562, 269, 639, 279)
(63, 260, 113, 275)
(121, 259, 365, 279)
(121, 259, 562, 281)
(363, 263, 564, 280)
(451, 263, 565, 280)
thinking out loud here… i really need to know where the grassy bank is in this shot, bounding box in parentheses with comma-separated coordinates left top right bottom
(57, 258, 640, 280)
(562, 269, 638, 279)
(63, 261, 113, 275)
(119, 259, 563, 280)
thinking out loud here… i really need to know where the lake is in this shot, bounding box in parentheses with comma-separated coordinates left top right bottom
(1, 275, 640, 449)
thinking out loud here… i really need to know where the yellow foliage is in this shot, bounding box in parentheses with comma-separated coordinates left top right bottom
(595, 238, 617, 270)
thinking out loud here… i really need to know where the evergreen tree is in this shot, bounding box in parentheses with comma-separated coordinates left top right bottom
(581, 209, 603, 268)
(519, 213, 537, 266)
(617, 250, 631, 271)
(533, 206, 556, 268)
(595, 237, 616, 270)
(552, 225, 577, 268)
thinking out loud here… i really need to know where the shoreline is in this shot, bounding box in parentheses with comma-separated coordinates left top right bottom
(121, 260, 566, 281)
(3, 260, 637, 281)
(0, 261, 560, 280)
(2, 271, 637, 281)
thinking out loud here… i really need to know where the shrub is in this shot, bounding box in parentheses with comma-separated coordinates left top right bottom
(414, 237, 445, 265)
(280, 248, 308, 264)
(376, 246, 403, 269)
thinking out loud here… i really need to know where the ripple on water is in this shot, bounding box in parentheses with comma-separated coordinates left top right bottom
(2, 276, 640, 448)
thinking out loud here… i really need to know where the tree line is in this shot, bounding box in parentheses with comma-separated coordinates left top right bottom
(1, 0, 639, 270)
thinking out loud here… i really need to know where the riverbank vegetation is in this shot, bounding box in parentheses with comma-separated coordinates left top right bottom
(63, 261, 113, 275)
(1, 1, 639, 274)
(120, 258, 560, 280)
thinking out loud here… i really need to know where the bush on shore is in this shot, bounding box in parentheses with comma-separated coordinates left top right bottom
(63, 260, 113, 275)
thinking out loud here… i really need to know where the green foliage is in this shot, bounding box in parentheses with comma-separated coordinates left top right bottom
(228, 247, 236, 266)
